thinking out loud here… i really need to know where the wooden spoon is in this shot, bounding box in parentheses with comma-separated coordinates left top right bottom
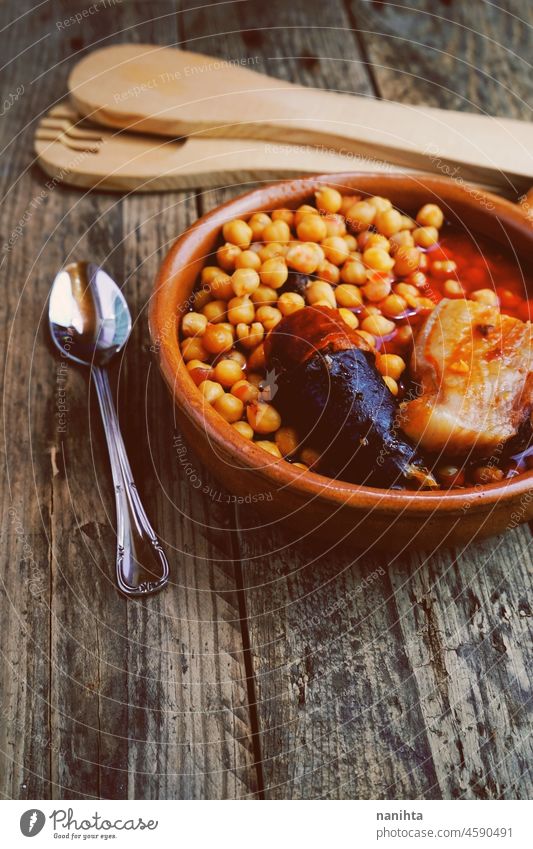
(68, 44, 533, 193)
(35, 103, 421, 192)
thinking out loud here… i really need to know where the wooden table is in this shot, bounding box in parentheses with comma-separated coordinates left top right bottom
(1, 0, 532, 800)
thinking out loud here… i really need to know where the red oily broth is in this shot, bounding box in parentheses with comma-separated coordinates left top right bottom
(380, 226, 533, 358)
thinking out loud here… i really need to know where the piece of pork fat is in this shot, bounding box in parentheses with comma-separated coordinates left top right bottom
(400, 298, 533, 457)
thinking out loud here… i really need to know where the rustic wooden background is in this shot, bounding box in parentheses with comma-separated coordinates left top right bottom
(1, 0, 532, 800)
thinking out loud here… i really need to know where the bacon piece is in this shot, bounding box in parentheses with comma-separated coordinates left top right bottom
(400, 298, 533, 456)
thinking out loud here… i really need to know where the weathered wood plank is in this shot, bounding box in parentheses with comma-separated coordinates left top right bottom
(348, 0, 533, 118)
(389, 531, 533, 799)
(0, 0, 71, 801)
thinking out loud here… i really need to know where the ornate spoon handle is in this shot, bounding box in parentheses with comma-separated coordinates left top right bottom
(92, 366, 169, 597)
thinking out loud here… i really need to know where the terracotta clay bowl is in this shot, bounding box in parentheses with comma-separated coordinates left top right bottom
(150, 173, 533, 551)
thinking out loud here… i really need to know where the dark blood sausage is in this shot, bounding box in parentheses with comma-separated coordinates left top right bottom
(264, 306, 436, 488)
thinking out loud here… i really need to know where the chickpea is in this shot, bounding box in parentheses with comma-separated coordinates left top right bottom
(297, 214, 328, 242)
(471, 465, 504, 484)
(395, 325, 414, 347)
(232, 420, 254, 439)
(202, 324, 234, 355)
(227, 295, 255, 325)
(202, 299, 226, 324)
(343, 234, 357, 251)
(416, 203, 444, 229)
(306, 280, 336, 308)
(390, 230, 415, 250)
(335, 283, 363, 308)
(365, 233, 391, 251)
(394, 246, 421, 277)
(231, 379, 260, 404)
(271, 208, 295, 227)
(235, 249, 262, 271)
(193, 289, 212, 312)
(252, 285, 278, 306)
(315, 186, 342, 214)
(247, 401, 282, 434)
(405, 270, 428, 289)
(214, 358, 243, 387)
(346, 200, 376, 231)
(382, 375, 399, 395)
(259, 257, 289, 289)
(286, 242, 321, 274)
(247, 372, 263, 387)
(294, 204, 320, 227)
(340, 194, 361, 215)
(418, 252, 429, 271)
(224, 349, 247, 367)
(222, 219, 252, 248)
(324, 214, 347, 238)
(209, 272, 234, 300)
(394, 282, 419, 299)
(338, 307, 359, 329)
(256, 305, 282, 331)
(430, 259, 457, 279)
(236, 321, 264, 349)
(231, 267, 260, 297)
(259, 242, 285, 262)
(181, 337, 208, 362)
(401, 215, 416, 230)
(248, 212, 272, 240)
(262, 219, 291, 243)
(300, 447, 321, 468)
(368, 195, 392, 213)
(380, 293, 407, 318)
(470, 288, 499, 307)
(316, 259, 340, 285)
(363, 246, 395, 272)
(217, 242, 242, 270)
(275, 426, 300, 457)
(321, 236, 350, 265)
(377, 353, 406, 380)
(341, 258, 367, 285)
(213, 392, 244, 423)
(186, 359, 212, 385)
(443, 279, 465, 298)
(181, 311, 208, 337)
(363, 276, 392, 302)
(198, 379, 224, 405)
(256, 440, 282, 458)
(247, 343, 266, 371)
(436, 464, 465, 488)
(357, 230, 373, 251)
(355, 329, 377, 348)
(278, 291, 305, 316)
(361, 315, 396, 337)
(375, 208, 403, 237)
(201, 265, 224, 285)
(413, 226, 439, 248)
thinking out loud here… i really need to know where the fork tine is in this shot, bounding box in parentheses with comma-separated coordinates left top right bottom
(35, 127, 100, 153)
(39, 116, 103, 141)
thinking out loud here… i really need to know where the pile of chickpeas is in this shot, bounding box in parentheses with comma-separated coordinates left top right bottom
(179, 186, 505, 483)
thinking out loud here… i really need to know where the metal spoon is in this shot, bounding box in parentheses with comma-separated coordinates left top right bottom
(49, 261, 169, 598)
